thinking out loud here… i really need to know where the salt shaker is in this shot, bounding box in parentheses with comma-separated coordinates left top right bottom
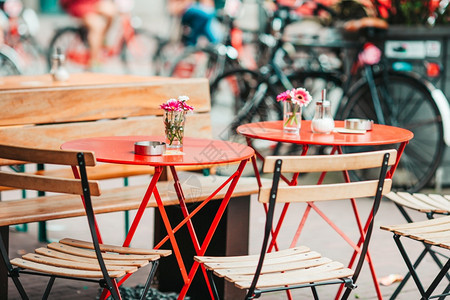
(311, 90, 335, 134)
(50, 48, 70, 82)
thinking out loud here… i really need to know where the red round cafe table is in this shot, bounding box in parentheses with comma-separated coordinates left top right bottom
(237, 120, 413, 300)
(237, 120, 414, 146)
(62, 136, 254, 300)
(62, 136, 254, 166)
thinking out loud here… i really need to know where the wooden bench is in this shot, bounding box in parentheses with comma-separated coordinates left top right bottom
(0, 73, 258, 300)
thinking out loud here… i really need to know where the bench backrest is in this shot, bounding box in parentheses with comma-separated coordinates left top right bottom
(0, 73, 211, 165)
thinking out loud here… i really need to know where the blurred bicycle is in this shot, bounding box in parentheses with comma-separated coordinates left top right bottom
(0, 43, 21, 75)
(210, 0, 450, 193)
(167, 0, 275, 84)
(47, 0, 160, 75)
(0, 0, 46, 74)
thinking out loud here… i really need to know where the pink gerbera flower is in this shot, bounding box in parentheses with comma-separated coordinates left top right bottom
(276, 90, 291, 102)
(180, 102, 194, 111)
(160, 96, 194, 112)
(290, 88, 312, 107)
(160, 98, 182, 111)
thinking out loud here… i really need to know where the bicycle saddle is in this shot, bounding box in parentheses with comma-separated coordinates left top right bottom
(343, 17, 388, 33)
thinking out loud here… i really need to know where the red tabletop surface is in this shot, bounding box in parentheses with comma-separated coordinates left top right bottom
(61, 136, 254, 166)
(237, 120, 414, 146)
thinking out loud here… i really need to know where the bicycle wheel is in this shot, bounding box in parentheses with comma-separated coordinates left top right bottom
(47, 27, 89, 73)
(151, 38, 186, 76)
(120, 29, 162, 76)
(340, 71, 445, 192)
(0, 47, 21, 75)
(7, 35, 46, 75)
(210, 68, 282, 151)
(169, 45, 236, 82)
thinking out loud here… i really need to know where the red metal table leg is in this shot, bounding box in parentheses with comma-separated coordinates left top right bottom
(177, 160, 248, 299)
(123, 167, 163, 247)
(169, 166, 214, 298)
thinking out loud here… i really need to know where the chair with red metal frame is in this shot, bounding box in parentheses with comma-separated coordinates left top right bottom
(0, 144, 171, 300)
(195, 149, 396, 299)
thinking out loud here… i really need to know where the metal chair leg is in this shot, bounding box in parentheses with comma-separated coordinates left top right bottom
(390, 240, 450, 300)
(0, 230, 28, 300)
(110, 279, 122, 300)
(437, 283, 450, 300)
(206, 269, 220, 300)
(42, 276, 55, 300)
(390, 244, 429, 299)
(394, 234, 427, 297)
(139, 260, 159, 300)
(311, 285, 319, 300)
(423, 259, 450, 299)
(10, 271, 29, 300)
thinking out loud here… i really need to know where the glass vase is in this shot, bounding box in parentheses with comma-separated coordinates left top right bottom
(283, 101, 302, 133)
(164, 110, 186, 149)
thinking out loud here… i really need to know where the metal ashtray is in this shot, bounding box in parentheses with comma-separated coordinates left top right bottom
(134, 141, 166, 156)
(344, 119, 374, 131)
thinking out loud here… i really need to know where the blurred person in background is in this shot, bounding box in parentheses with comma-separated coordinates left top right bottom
(168, 0, 223, 46)
(59, 0, 117, 69)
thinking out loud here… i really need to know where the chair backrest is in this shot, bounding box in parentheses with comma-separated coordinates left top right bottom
(250, 149, 397, 297)
(260, 149, 397, 204)
(0, 144, 99, 196)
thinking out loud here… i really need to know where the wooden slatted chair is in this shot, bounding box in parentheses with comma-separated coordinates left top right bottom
(0, 144, 171, 300)
(195, 149, 396, 299)
(380, 216, 450, 299)
(385, 192, 449, 221)
(382, 191, 449, 299)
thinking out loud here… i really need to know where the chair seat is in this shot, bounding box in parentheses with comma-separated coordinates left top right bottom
(195, 246, 354, 289)
(11, 238, 171, 279)
(380, 216, 450, 250)
(385, 192, 450, 214)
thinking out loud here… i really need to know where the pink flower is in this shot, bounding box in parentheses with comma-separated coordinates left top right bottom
(160, 96, 194, 112)
(276, 90, 291, 102)
(160, 98, 181, 111)
(180, 101, 194, 111)
(276, 88, 312, 107)
(290, 88, 312, 107)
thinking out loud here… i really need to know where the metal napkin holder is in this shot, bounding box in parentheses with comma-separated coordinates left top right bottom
(344, 119, 374, 131)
